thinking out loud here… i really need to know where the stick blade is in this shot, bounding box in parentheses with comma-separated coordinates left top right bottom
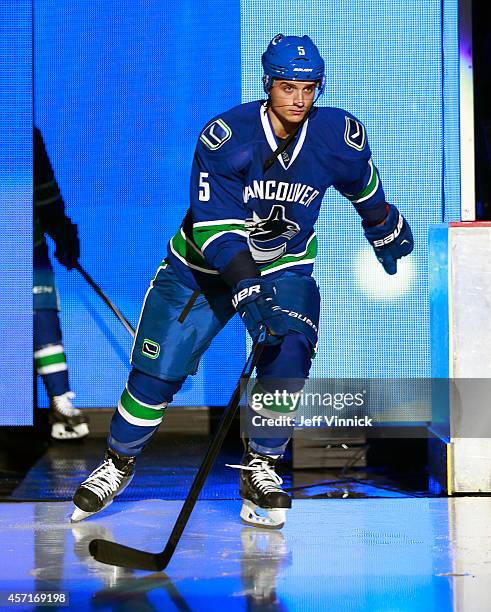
(89, 538, 164, 571)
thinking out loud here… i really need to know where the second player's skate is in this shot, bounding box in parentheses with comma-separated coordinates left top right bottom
(71, 449, 135, 522)
(228, 447, 291, 529)
(50, 392, 90, 440)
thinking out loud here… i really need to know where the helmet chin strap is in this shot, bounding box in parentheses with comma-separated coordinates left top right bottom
(262, 87, 322, 173)
(262, 108, 309, 172)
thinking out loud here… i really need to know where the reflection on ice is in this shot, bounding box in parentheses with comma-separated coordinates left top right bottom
(240, 528, 292, 609)
(0, 498, 490, 610)
(71, 521, 134, 588)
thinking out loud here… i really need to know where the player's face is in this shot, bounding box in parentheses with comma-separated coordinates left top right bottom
(269, 80, 317, 127)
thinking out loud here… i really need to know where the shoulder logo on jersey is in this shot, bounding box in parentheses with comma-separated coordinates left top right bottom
(344, 117, 366, 151)
(245, 205, 300, 264)
(200, 118, 232, 150)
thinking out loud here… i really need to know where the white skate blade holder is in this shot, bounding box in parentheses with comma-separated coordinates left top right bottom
(51, 422, 89, 440)
(71, 494, 118, 523)
(71, 507, 101, 523)
(240, 499, 287, 529)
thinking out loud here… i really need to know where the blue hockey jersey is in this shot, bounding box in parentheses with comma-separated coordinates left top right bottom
(167, 100, 386, 289)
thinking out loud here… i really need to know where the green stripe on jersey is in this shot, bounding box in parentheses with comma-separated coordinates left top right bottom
(170, 224, 317, 276)
(260, 234, 317, 273)
(192, 222, 246, 250)
(350, 160, 379, 203)
(120, 388, 166, 421)
(170, 230, 215, 271)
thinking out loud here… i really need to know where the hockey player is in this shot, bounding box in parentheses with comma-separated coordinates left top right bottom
(34, 127, 89, 440)
(72, 34, 413, 526)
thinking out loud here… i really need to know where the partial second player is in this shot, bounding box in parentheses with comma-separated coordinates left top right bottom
(72, 34, 413, 527)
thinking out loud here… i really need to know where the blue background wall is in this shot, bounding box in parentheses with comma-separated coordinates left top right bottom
(34, 0, 244, 407)
(242, 0, 459, 385)
(0, 1, 32, 424)
(27, 0, 460, 413)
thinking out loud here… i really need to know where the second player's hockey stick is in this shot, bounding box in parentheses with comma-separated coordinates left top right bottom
(89, 329, 266, 571)
(75, 263, 135, 338)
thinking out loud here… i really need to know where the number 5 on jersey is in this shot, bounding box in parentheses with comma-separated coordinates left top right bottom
(199, 172, 210, 202)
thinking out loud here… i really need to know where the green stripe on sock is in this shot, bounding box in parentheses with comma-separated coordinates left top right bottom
(250, 382, 298, 414)
(120, 388, 166, 421)
(35, 352, 66, 369)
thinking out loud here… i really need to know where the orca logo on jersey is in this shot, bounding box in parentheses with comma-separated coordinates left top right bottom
(344, 117, 366, 151)
(200, 118, 232, 150)
(246, 205, 300, 264)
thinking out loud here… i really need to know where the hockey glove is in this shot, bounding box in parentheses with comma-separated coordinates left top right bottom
(52, 220, 80, 270)
(232, 278, 289, 345)
(363, 203, 413, 275)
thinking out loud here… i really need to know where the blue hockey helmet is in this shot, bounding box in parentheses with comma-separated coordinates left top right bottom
(262, 34, 326, 95)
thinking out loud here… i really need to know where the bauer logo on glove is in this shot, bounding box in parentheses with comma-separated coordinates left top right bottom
(372, 213, 403, 247)
(231, 278, 289, 345)
(232, 284, 261, 309)
(363, 203, 414, 275)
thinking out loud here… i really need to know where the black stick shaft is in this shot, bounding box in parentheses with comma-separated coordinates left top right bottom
(75, 263, 135, 338)
(89, 332, 266, 571)
(159, 335, 264, 566)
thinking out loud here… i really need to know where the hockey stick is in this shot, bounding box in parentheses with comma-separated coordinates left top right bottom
(89, 329, 266, 571)
(75, 263, 135, 338)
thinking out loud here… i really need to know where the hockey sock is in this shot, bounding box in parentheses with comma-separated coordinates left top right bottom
(249, 332, 312, 456)
(108, 368, 184, 456)
(34, 309, 70, 397)
(248, 381, 295, 456)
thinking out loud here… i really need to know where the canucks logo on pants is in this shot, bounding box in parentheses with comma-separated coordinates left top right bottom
(142, 339, 160, 359)
(131, 265, 320, 381)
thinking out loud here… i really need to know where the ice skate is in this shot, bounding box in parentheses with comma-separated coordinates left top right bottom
(228, 447, 291, 529)
(50, 392, 89, 440)
(71, 449, 135, 522)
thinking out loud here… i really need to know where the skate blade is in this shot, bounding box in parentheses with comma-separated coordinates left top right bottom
(71, 506, 101, 522)
(51, 422, 89, 440)
(70, 496, 115, 522)
(240, 500, 287, 530)
(70, 474, 133, 523)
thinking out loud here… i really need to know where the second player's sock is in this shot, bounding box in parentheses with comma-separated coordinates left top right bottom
(34, 309, 70, 397)
(35, 344, 70, 397)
